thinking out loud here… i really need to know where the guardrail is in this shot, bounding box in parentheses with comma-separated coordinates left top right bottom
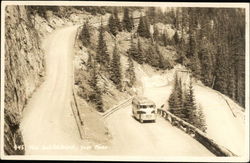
(157, 108, 237, 157)
(70, 25, 85, 139)
(102, 97, 133, 119)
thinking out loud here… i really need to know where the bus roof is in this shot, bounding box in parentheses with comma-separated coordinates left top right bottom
(132, 96, 155, 105)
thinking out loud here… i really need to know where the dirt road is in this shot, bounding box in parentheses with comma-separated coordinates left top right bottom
(20, 25, 214, 157)
(104, 104, 214, 156)
(20, 26, 83, 155)
(104, 77, 214, 157)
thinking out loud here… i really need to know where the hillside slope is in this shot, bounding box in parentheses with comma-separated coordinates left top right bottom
(149, 65, 246, 156)
(194, 85, 245, 156)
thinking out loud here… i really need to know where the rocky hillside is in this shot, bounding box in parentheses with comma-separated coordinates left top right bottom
(4, 6, 46, 155)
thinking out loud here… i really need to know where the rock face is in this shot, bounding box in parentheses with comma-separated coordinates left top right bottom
(4, 6, 45, 155)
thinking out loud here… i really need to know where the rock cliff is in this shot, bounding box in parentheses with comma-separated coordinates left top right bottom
(4, 5, 45, 155)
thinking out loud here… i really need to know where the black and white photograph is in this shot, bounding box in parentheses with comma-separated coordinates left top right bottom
(0, 1, 249, 161)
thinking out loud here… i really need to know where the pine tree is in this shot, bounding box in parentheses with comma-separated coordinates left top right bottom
(145, 45, 158, 68)
(108, 14, 118, 36)
(79, 21, 91, 46)
(127, 35, 137, 60)
(137, 15, 150, 38)
(174, 8, 180, 30)
(161, 31, 168, 47)
(183, 81, 206, 132)
(96, 20, 110, 68)
(122, 8, 132, 32)
(155, 44, 163, 69)
(110, 43, 122, 91)
(147, 7, 156, 25)
(153, 25, 160, 42)
(126, 54, 136, 87)
(186, 27, 196, 59)
(144, 16, 151, 38)
(130, 14, 134, 29)
(86, 53, 93, 71)
(114, 8, 122, 32)
(176, 77, 184, 111)
(137, 38, 144, 64)
(127, 36, 145, 64)
(168, 74, 183, 118)
(173, 31, 179, 46)
(89, 61, 104, 112)
(213, 46, 228, 95)
(195, 107, 207, 132)
(183, 81, 196, 123)
(200, 40, 214, 87)
(137, 15, 145, 37)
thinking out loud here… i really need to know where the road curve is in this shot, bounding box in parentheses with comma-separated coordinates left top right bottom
(20, 25, 214, 157)
(20, 26, 82, 155)
(104, 104, 214, 156)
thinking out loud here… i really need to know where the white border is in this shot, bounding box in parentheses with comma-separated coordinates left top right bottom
(1, 1, 249, 162)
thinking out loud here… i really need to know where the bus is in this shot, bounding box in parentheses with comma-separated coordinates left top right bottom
(132, 96, 156, 123)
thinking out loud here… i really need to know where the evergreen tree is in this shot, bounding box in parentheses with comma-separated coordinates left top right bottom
(146, 45, 158, 68)
(127, 37, 144, 64)
(155, 44, 163, 69)
(137, 15, 145, 37)
(137, 15, 150, 38)
(200, 40, 214, 87)
(153, 25, 160, 42)
(96, 20, 110, 68)
(89, 61, 104, 112)
(114, 8, 122, 32)
(186, 81, 206, 131)
(110, 43, 122, 91)
(174, 8, 180, 30)
(161, 31, 168, 47)
(79, 21, 91, 46)
(126, 54, 136, 87)
(127, 35, 137, 60)
(173, 31, 179, 46)
(144, 16, 151, 38)
(168, 74, 184, 119)
(147, 7, 156, 25)
(137, 38, 144, 64)
(108, 14, 118, 36)
(130, 14, 134, 29)
(86, 53, 93, 71)
(195, 107, 207, 132)
(213, 46, 228, 95)
(186, 27, 196, 59)
(183, 81, 196, 123)
(122, 8, 133, 32)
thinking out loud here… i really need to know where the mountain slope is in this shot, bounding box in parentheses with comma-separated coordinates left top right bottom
(151, 66, 246, 156)
(194, 85, 245, 156)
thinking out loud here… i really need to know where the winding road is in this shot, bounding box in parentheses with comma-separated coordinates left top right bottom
(20, 26, 214, 157)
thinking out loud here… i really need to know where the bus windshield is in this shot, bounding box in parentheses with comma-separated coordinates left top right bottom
(140, 105, 154, 109)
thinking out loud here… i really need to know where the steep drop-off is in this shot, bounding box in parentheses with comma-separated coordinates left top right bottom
(4, 6, 45, 155)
